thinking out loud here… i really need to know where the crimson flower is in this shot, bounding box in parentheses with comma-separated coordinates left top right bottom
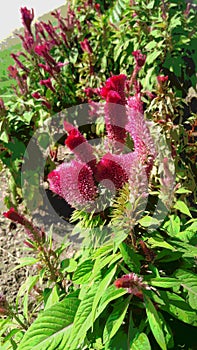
(132, 50, 146, 68)
(80, 38, 93, 54)
(157, 75, 168, 84)
(114, 273, 150, 295)
(65, 125, 96, 170)
(48, 161, 97, 208)
(20, 7, 34, 34)
(40, 78, 55, 92)
(95, 153, 128, 190)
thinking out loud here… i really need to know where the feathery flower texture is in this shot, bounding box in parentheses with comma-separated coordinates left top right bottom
(48, 58, 157, 210)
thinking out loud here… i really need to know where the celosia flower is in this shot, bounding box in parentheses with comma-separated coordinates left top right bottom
(157, 75, 168, 84)
(132, 50, 146, 68)
(35, 44, 56, 65)
(101, 74, 127, 105)
(101, 75, 128, 144)
(114, 272, 150, 295)
(95, 3, 101, 13)
(84, 87, 101, 99)
(48, 161, 97, 208)
(126, 94, 156, 173)
(80, 38, 93, 54)
(3, 208, 44, 243)
(94, 153, 128, 190)
(32, 92, 41, 99)
(11, 53, 29, 73)
(20, 7, 34, 34)
(64, 124, 96, 170)
(40, 78, 55, 92)
(0, 98, 6, 116)
(8, 65, 18, 79)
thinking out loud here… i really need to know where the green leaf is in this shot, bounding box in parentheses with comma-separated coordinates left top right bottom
(144, 295, 167, 350)
(146, 50, 162, 65)
(176, 270, 197, 310)
(175, 188, 192, 194)
(138, 216, 160, 227)
(160, 292, 197, 326)
(146, 0, 155, 9)
(103, 296, 130, 344)
(92, 265, 117, 322)
(97, 285, 128, 317)
(18, 293, 80, 350)
(11, 257, 38, 272)
(173, 200, 192, 218)
(67, 283, 99, 350)
(130, 332, 151, 350)
(119, 242, 141, 273)
(72, 259, 93, 284)
(45, 285, 59, 310)
(149, 278, 180, 288)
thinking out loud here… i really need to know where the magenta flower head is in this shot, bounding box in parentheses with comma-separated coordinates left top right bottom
(32, 92, 41, 99)
(3, 207, 26, 225)
(157, 75, 168, 84)
(80, 38, 93, 54)
(95, 153, 128, 190)
(132, 50, 146, 68)
(114, 273, 150, 296)
(48, 161, 97, 208)
(101, 74, 127, 105)
(40, 78, 55, 92)
(64, 125, 96, 170)
(20, 7, 34, 34)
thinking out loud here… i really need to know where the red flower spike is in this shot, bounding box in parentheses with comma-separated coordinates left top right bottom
(80, 38, 93, 54)
(114, 273, 151, 295)
(20, 7, 34, 34)
(3, 208, 26, 225)
(132, 50, 146, 68)
(157, 75, 168, 84)
(95, 154, 128, 190)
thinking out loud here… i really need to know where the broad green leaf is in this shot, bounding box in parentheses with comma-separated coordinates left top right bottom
(175, 188, 192, 194)
(119, 242, 141, 273)
(161, 292, 197, 326)
(16, 275, 39, 308)
(149, 278, 181, 289)
(147, 236, 175, 250)
(45, 285, 59, 310)
(67, 283, 99, 350)
(130, 332, 151, 350)
(173, 201, 192, 218)
(92, 265, 117, 322)
(138, 216, 160, 227)
(176, 270, 197, 310)
(72, 259, 93, 284)
(97, 285, 127, 317)
(18, 293, 80, 350)
(144, 295, 167, 350)
(103, 296, 131, 344)
(146, 51, 162, 65)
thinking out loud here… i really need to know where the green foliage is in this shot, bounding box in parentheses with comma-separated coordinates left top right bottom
(0, 0, 197, 349)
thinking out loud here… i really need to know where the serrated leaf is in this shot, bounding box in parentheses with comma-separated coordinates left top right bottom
(173, 200, 192, 218)
(67, 283, 99, 350)
(92, 265, 117, 322)
(130, 332, 151, 350)
(72, 259, 93, 284)
(103, 296, 130, 344)
(144, 295, 167, 350)
(18, 293, 80, 350)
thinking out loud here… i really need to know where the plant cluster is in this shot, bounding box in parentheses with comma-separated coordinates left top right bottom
(0, 0, 196, 349)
